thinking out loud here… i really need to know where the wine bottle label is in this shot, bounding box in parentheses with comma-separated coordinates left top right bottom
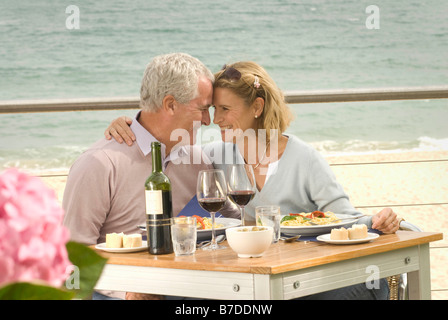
(145, 190, 163, 215)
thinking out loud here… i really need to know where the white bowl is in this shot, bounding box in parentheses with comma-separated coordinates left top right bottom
(225, 226, 273, 258)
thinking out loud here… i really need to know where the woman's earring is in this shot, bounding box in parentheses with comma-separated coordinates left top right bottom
(255, 115, 258, 119)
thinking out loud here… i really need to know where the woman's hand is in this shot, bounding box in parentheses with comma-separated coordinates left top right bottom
(371, 207, 401, 234)
(104, 116, 135, 145)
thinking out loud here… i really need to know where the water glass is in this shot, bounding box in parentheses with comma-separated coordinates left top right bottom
(170, 217, 197, 256)
(255, 206, 281, 243)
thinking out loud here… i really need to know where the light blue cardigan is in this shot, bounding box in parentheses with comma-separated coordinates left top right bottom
(203, 134, 373, 227)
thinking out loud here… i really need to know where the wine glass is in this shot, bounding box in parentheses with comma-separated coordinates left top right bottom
(227, 164, 256, 226)
(197, 169, 227, 250)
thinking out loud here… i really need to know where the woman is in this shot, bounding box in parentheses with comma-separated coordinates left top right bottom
(106, 61, 401, 233)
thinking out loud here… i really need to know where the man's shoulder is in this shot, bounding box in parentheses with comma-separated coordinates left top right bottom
(73, 139, 141, 168)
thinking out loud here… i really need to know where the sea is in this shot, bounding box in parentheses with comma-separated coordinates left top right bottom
(1, 0, 447, 173)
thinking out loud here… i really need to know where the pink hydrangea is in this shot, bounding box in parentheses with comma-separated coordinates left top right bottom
(0, 168, 71, 287)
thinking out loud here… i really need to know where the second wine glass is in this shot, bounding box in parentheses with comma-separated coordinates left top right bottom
(227, 164, 256, 226)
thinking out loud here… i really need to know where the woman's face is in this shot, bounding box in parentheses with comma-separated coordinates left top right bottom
(212, 87, 260, 143)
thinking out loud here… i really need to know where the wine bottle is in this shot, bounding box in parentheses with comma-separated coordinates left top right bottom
(145, 141, 173, 254)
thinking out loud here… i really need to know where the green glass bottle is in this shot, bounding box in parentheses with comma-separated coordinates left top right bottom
(145, 141, 173, 254)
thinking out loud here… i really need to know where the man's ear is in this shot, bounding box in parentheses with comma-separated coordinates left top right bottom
(162, 95, 176, 115)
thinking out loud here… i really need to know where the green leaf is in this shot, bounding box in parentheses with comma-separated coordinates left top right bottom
(66, 241, 108, 300)
(0, 282, 75, 300)
(280, 215, 296, 223)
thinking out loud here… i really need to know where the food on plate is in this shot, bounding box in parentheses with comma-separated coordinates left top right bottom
(280, 211, 341, 226)
(330, 224, 368, 240)
(191, 215, 224, 230)
(106, 232, 142, 248)
(174, 215, 225, 230)
(123, 233, 143, 248)
(106, 232, 124, 248)
(330, 227, 349, 240)
(237, 226, 267, 232)
(348, 224, 368, 240)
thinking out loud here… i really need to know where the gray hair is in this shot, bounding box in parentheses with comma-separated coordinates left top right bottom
(140, 53, 214, 112)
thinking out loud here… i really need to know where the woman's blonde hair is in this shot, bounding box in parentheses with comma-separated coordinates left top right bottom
(213, 61, 294, 141)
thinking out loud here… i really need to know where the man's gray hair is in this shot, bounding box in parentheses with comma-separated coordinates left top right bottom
(140, 53, 214, 112)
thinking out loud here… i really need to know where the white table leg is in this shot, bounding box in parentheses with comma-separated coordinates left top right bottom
(253, 274, 284, 299)
(407, 243, 432, 300)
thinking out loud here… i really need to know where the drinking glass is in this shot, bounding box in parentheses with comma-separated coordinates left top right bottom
(171, 216, 197, 256)
(227, 164, 256, 226)
(197, 169, 227, 250)
(256, 206, 281, 243)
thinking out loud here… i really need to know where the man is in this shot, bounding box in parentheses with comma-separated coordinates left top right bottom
(62, 53, 239, 299)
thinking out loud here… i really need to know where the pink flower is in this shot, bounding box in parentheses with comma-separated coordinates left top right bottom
(0, 168, 71, 287)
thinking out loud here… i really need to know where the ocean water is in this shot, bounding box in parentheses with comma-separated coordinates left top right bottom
(0, 0, 447, 172)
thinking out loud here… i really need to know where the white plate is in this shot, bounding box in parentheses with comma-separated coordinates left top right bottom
(316, 232, 379, 244)
(280, 214, 360, 236)
(138, 218, 242, 241)
(196, 217, 241, 241)
(95, 241, 148, 253)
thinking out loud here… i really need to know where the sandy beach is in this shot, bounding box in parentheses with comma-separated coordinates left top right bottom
(38, 150, 447, 299)
(326, 150, 448, 299)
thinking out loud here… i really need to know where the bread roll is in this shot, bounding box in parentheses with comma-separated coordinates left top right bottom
(348, 224, 368, 239)
(123, 234, 143, 248)
(330, 227, 349, 240)
(106, 232, 124, 248)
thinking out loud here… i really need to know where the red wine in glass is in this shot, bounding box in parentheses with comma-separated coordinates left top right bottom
(198, 198, 226, 213)
(229, 190, 255, 207)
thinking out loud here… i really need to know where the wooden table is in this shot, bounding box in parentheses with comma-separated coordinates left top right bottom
(94, 231, 442, 300)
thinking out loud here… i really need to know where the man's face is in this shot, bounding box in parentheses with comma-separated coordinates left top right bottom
(172, 76, 213, 146)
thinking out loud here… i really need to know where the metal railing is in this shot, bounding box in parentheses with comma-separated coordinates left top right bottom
(1, 85, 447, 113)
(285, 85, 448, 104)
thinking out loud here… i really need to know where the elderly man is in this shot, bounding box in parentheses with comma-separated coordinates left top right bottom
(62, 53, 239, 300)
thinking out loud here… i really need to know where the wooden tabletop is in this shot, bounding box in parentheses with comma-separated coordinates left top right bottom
(93, 231, 442, 275)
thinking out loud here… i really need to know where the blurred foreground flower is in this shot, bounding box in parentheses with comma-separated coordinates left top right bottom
(0, 168, 106, 300)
